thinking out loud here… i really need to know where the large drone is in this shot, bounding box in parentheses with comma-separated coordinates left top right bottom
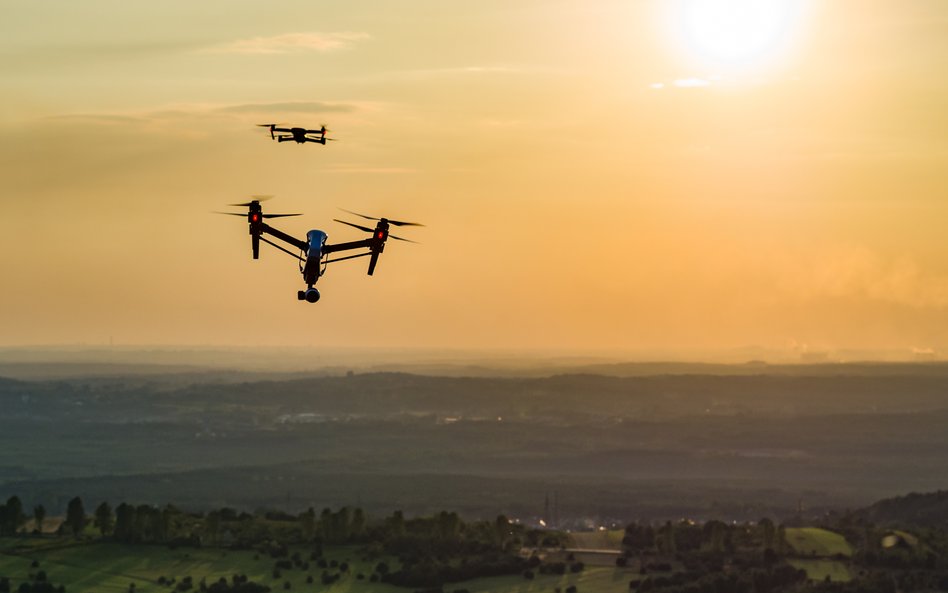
(218, 198, 422, 303)
(257, 124, 335, 145)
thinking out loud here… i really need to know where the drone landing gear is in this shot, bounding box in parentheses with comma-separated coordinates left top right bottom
(297, 288, 320, 303)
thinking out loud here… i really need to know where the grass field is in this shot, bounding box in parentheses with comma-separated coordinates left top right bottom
(0, 538, 644, 593)
(4, 534, 861, 593)
(567, 530, 624, 551)
(452, 567, 635, 593)
(788, 559, 851, 582)
(785, 528, 853, 558)
(0, 539, 405, 593)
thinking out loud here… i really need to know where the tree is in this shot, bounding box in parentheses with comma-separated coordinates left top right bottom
(204, 510, 221, 545)
(388, 510, 405, 537)
(705, 520, 726, 554)
(435, 511, 459, 540)
(135, 505, 153, 540)
(775, 524, 789, 556)
(65, 497, 86, 537)
(5, 496, 24, 535)
(495, 514, 509, 541)
(320, 508, 332, 540)
(114, 503, 136, 542)
(758, 518, 776, 551)
(94, 502, 114, 536)
(335, 507, 351, 541)
(158, 506, 174, 541)
(657, 521, 676, 555)
(350, 508, 365, 539)
(299, 508, 315, 542)
(33, 505, 46, 534)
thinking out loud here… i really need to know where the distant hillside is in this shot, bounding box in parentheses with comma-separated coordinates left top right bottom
(2, 364, 948, 521)
(861, 490, 948, 527)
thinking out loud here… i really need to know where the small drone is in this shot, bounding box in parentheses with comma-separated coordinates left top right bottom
(257, 124, 335, 145)
(218, 198, 422, 303)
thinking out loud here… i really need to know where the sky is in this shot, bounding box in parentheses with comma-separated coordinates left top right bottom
(1, 1, 947, 357)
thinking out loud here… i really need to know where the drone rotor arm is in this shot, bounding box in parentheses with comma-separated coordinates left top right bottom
(258, 236, 305, 262)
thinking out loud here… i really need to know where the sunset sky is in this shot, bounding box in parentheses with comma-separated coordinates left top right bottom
(1, 1, 946, 356)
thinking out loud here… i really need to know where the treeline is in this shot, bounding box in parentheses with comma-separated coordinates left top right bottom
(620, 518, 791, 559)
(628, 565, 807, 593)
(617, 516, 948, 593)
(376, 514, 535, 587)
(1, 495, 551, 589)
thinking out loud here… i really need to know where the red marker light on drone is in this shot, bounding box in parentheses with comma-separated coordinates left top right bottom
(377, 231, 385, 239)
(251, 214, 260, 222)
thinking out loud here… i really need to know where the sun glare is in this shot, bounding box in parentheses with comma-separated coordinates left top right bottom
(674, 0, 805, 69)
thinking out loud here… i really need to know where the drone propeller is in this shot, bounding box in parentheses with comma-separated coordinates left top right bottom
(338, 208, 424, 227)
(334, 219, 420, 243)
(229, 195, 273, 207)
(257, 124, 284, 139)
(333, 219, 374, 233)
(215, 211, 301, 219)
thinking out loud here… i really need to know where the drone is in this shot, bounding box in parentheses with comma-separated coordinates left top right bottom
(257, 124, 335, 145)
(218, 197, 422, 303)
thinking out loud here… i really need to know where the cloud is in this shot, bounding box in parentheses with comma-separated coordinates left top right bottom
(647, 77, 715, 90)
(324, 164, 415, 174)
(38, 100, 364, 129)
(674, 78, 712, 88)
(217, 101, 356, 115)
(43, 113, 148, 125)
(206, 32, 369, 55)
(775, 246, 948, 309)
(350, 64, 533, 84)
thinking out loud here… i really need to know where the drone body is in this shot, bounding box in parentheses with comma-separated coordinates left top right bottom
(219, 199, 421, 303)
(257, 124, 334, 145)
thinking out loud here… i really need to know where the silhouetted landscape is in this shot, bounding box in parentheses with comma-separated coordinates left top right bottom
(3, 355, 947, 523)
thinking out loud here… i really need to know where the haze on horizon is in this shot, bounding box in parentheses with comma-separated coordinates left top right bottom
(1, 1, 946, 354)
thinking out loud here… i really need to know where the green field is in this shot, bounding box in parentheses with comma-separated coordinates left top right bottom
(567, 530, 624, 550)
(788, 559, 851, 582)
(0, 540, 406, 593)
(785, 528, 853, 558)
(452, 567, 634, 593)
(0, 539, 643, 593)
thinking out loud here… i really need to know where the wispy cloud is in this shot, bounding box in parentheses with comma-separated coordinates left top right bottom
(350, 64, 534, 84)
(674, 77, 712, 88)
(43, 113, 147, 125)
(648, 77, 714, 90)
(324, 164, 415, 174)
(775, 246, 948, 309)
(217, 101, 356, 115)
(206, 32, 369, 55)
(41, 100, 364, 127)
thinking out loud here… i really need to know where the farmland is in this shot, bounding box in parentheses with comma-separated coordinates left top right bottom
(0, 538, 637, 593)
(5, 364, 948, 521)
(786, 560, 851, 583)
(784, 528, 853, 558)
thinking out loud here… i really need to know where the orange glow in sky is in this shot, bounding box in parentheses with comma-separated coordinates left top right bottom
(1, 1, 946, 356)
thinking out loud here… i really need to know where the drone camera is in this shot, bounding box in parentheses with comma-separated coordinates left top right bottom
(298, 288, 321, 303)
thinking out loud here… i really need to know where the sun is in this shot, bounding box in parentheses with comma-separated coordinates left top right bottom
(674, 0, 806, 69)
